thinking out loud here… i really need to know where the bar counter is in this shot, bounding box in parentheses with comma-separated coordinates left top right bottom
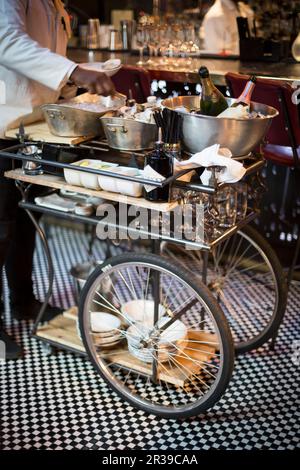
(67, 48, 300, 86)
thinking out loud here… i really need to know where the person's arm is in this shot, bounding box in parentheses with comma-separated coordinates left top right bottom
(0, 0, 76, 90)
(0, 0, 115, 95)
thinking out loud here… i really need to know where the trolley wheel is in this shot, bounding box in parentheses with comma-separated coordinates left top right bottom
(162, 225, 287, 354)
(79, 253, 234, 418)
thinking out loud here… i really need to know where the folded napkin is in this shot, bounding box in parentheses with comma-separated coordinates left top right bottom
(143, 165, 165, 193)
(174, 144, 246, 185)
(142, 144, 246, 191)
(35, 194, 77, 212)
(80, 59, 121, 76)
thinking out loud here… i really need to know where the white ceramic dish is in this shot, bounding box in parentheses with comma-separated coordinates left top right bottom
(159, 320, 188, 344)
(121, 299, 166, 327)
(115, 167, 143, 197)
(80, 59, 122, 77)
(98, 166, 144, 196)
(90, 312, 121, 333)
(80, 161, 119, 190)
(126, 321, 187, 364)
(74, 202, 94, 216)
(93, 331, 122, 345)
(64, 159, 118, 189)
(63, 160, 86, 186)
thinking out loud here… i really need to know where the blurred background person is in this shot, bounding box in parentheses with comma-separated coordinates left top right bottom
(201, 0, 254, 54)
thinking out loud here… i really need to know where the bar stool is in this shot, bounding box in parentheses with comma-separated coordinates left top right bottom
(111, 65, 152, 103)
(226, 72, 300, 287)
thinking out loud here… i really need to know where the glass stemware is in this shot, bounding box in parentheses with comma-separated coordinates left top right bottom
(158, 25, 170, 66)
(147, 25, 160, 65)
(136, 25, 146, 66)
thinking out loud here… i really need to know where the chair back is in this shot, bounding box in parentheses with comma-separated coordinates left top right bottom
(111, 65, 151, 103)
(226, 72, 300, 148)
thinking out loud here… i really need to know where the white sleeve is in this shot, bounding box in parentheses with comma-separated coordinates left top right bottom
(0, 0, 77, 91)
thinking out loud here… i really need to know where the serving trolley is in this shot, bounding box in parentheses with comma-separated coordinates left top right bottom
(0, 137, 287, 418)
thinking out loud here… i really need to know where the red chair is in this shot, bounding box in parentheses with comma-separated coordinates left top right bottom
(226, 73, 300, 168)
(226, 72, 300, 286)
(111, 65, 151, 103)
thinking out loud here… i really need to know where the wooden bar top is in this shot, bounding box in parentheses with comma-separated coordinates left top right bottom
(67, 48, 300, 86)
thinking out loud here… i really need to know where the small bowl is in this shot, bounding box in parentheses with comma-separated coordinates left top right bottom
(80, 161, 118, 190)
(74, 202, 94, 216)
(121, 299, 166, 326)
(80, 59, 121, 77)
(98, 166, 143, 197)
(63, 159, 89, 186)
(115, 167, 143, 197)
(90, 312, 121, 333)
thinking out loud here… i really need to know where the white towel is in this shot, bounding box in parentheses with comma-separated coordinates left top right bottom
(143, 165, 165, 193)
(142, 144, 246, 191)
(174, 144, 246, 185)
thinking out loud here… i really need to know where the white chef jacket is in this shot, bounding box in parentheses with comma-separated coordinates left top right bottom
(0, 0, 77, 136)
(201, 0, 254, 55)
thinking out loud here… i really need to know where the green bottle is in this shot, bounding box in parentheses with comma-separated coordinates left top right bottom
(198, 66, 228, 116)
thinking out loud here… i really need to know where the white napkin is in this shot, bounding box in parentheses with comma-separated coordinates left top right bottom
(174, 144, 246, 185)
(143, 165, 165, 193)
(142, 144, 246, 191)
(80, 59, 121, 76)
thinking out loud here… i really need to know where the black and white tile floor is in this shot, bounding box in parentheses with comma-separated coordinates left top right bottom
(0, 225, 299, 450)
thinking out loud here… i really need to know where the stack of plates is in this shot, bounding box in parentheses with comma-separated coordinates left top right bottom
(126, 320, 187, 364)
(90, 312, 123, 348)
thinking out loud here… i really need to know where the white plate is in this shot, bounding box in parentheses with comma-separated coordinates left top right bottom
(121, 300, 166, 327)
(127, 340, 182, 364)
(80, 59, 122, 77)
(93, 332, 123, 345)
(98, 166, 143, 197)
(90, 312, 121, 333)
(160, 320, 187, 344)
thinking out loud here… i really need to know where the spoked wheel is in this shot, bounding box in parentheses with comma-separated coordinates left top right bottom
(79, 253, 234, 418)
(162, 225, 287, 353)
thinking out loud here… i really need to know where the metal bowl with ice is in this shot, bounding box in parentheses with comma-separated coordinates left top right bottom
(42, 92, 126, 137)
(162, 96, 279, 157)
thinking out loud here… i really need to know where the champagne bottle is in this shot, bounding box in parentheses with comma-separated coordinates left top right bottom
(197, 66, 228, 116)
(231, 75, 257, 108)
(217, 75, 257, 118)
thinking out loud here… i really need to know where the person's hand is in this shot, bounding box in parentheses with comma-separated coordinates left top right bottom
(70, 66, 115, 96)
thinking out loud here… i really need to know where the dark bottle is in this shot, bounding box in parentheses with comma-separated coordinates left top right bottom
(143, 140, 173, 202)
(197, 66, 228, 116)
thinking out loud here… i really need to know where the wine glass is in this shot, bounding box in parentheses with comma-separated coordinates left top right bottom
(147, 25, 160, 65)
(158, 25, 170, 65)
(169, 25, 184, 68)
(136, 25, 146, 66)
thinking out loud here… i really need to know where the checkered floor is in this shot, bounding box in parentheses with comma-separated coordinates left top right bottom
(1, 225, 299, 450)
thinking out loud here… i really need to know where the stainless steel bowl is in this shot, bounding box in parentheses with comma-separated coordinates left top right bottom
(101, 117, 158, 151)
(42, 92, 126, 137)
(162, 96, 279, 157)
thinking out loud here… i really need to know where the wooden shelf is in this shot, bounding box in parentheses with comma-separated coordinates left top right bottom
(5, 169, 179, 212)
(36, 310, 85, 353)
(36, 308, 219, 388)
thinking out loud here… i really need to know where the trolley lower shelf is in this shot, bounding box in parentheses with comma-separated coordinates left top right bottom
(35, 308, 85, 354)
(36, 308, 219, 387)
